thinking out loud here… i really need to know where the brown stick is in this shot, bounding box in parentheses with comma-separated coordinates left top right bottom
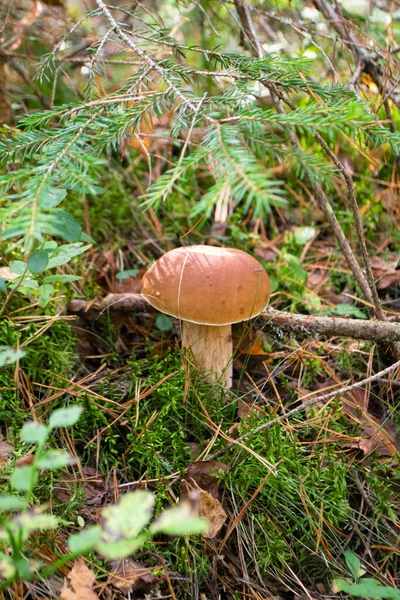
(67, 294, 400, 343)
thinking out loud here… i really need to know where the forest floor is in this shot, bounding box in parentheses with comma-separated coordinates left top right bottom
(1, 177, 400, 599)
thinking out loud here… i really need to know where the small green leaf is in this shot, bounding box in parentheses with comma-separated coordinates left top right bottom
(292, 226, 317, 245)
(43, 275, 82, 283)
(38, 187, 67, 209)
(77, 516, 85, 528)
(38, 283, 54, 308)
(49, 406, 83, 429)
(20, 279, 39, 289)
(47, 243, 92, 269)
(80, 231, 95, 243)
(156, 314, 173, 332)
(68, 526, 102, 554)
(37, 450, 75, 470)
(11, 466, 36, 492)
(116, 269, 139, 280)
(52, 211, 82, 242)
(13, 511, 58, 533)
(335, 578, 400, 600)
(9, 260, 26, 275)
(0, 278, 6, 292)
(331, 304, 367, 319)
(20, 421, 48, 444)
(344, 550, 361, 580)
(0, 495, 28, 511)
(28, 249, 49, 274)
(101, 491, 155, 542)
(0, 555, 16, 579)
(0, 347, 26, 367)
(96, 536, 147, 559)
(150, 501, 208, 536)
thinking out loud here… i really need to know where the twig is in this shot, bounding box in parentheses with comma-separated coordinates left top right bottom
(315, 132, 385, 321)
(67, 294, 400, 343)
(232, 0, 374, 307)
(313, 0, 400, 108)
(94, 0, 215, 124)
(208, 357, 400, 460)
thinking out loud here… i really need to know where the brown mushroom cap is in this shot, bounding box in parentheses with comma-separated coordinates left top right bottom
(141, 245, 270, 326)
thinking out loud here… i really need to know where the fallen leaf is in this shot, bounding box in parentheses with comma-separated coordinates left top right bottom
(185, 442, 201, 459)
(369, 255, 400, 289)
(56, 467, 107, 518)
(199, 489, 227, 539)
(237, 399, 265, 419)
(0, 267, 18, 281)
(0, 441, 14, 465)
(254, 246, 277, 262)
(16, 454, 34, 467)
(109, 559, 164, 595)
(180, 460, 229, 500)
(60, 559, 99, 600)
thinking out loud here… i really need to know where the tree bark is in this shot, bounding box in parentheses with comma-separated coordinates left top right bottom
(68, 294, 400, 343)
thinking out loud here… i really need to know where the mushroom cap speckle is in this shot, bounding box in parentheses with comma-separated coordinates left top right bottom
(141, 245, 270, 326)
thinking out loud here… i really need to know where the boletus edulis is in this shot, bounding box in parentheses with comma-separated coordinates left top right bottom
(141, 245, 270, 388)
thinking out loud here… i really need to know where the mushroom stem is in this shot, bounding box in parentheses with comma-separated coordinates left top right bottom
(181, 322, 233, 388)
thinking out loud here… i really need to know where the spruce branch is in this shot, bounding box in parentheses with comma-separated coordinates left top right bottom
(232, 0, 374, 307)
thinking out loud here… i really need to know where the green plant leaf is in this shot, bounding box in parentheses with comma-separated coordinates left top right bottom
(11, 466, 37, 492)
(156, 314, 173, 332)
(48, 405, 83, 429)
(335, 578, 400, 600)
(38, 283, 55, 308)
(43, 275, 82, 283)
(116, 269, 139, 280)
(101, 491, 155, 542)
(0, 347, 26, 367)
(9, 260, 26, 275)
(12, 511, 58, 534)
(344, 550, 361, 580)
(331, 304, 367, 319)
(47, 243, 92, 269)
(52, 211, 82, 242)
(68, 526, 102, 554)
(38, 187, 67, 209)
(150, 501, 208, 536)
(37, 450, 75, 470)
(20, 279, 39, 289)
(0, 495, 28, 511)
(20, 421, 48, 444)
(0, 278, 6, 292)
(292, 226, 317, 245)
(27, 249, 49, 274)
(95, 536, 147, 559)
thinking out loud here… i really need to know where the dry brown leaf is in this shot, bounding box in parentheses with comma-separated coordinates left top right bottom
(109, 559, 164, 595)
(180, 460, 229, 500)
(237, 399, 265, 419)
(56, 467, 106, 517)
(60, 559, 99, 600)
(0, 267, 18, 281)
(199, 489, 227, 539)
(0, 441, 14, 465)
(16, 454, 34, 467)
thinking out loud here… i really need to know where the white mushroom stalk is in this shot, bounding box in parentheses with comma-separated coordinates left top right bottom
(141, 246, 271, 388)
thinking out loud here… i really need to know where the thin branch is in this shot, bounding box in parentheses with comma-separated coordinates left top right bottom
(67, 294, 400, 343)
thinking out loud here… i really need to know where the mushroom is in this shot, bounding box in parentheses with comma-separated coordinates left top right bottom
(141, 245, 270, 388)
